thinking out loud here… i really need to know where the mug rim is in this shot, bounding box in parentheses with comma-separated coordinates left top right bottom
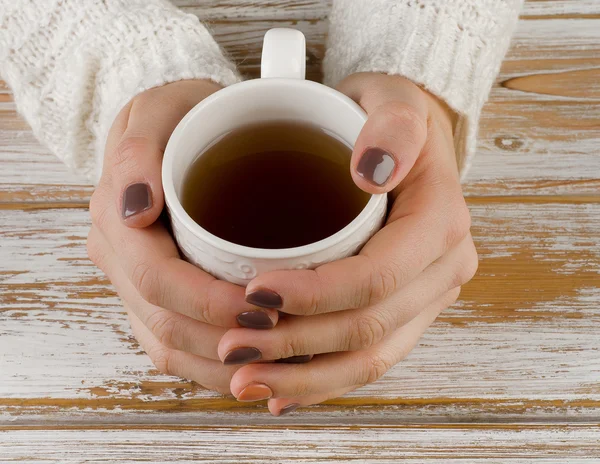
(162, 78, 386, 260)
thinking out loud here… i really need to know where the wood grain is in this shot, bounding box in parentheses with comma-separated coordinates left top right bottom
(502, 69, 600, 99)
(1, 200, 598, 422)
(171, 0, 600, 20)
(1, 4, 599, 199)
(1, 424, 599, 462)
(1, 0, 599, 458)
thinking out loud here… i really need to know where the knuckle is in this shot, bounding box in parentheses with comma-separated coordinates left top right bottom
(449, 286, 462, 304)
(147, 344, 175, 377)
(448, 265, 465, 290)
(361, 352, 391, 385)
(306, 268, 326, 316)
(197, 279, 218, 324)
(146, 311, 180, 348)
(198, 301, 213, 326)
(350, 314, 387, 350)
(307, 286, 321, 316)
(131, 261, 161, 306)
(88, 189, 110, 230)
(380, 101, 427, 143)
(112, 136, 151, 173)
(279, 336, 307, 359)
(366, 261, 403, 306)
(444, 201, 472, 250)
(449, 242, 479, 289)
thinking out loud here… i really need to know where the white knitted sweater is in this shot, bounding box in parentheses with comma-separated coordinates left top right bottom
(0, 0, 523, 184)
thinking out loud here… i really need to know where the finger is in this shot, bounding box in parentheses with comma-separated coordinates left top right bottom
(338, 74, 428, 194)
(219, 236, 475, 362)
(89, 186, 279, 329)
(127, 305, 237, 395)
(88, 226, 226, 359)
(105, 81, 221, 228)
(245, 159, 470, 316)
(267, 385, 358, 416)
(230, 289, 458, 400)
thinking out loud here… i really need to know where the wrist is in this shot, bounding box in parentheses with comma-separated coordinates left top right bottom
(422, 89, 459, 170)
(424, 90, 457, 138)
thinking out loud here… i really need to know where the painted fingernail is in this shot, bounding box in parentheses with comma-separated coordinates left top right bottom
(279, 403, 300, 416)
(237, 311, 274, 330)
(237, 383, 273, 402)
(275, 355, 313, 364)
(246, 289, 283, 309)
(356, 148, 396, 186)
(122, 183, 152, 219)
(223, 347, 262, 365)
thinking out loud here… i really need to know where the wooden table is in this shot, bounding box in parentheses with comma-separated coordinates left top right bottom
(1, 1, 599, 461)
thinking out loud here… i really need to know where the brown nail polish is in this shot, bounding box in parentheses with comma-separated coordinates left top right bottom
(279, 403, 300, 416)
(122, 183, 152, 219)
(223, 347, 262, 365)
(356, 148, 396, 186)
(237, 311, 274, 330)
(275, 355, 313, 364)
(237, 383, 273, 402)
(246, 289, 283, 309)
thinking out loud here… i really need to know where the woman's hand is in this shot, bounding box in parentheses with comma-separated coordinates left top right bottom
(87, 80, 280, 395)
(218, 73, 478, 415)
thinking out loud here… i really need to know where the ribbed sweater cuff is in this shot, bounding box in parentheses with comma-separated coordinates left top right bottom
(0, 0, 241, 183)
(324, 0, 523, 179)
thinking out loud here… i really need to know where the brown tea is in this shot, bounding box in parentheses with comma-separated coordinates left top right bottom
(181, 121, 370, 249)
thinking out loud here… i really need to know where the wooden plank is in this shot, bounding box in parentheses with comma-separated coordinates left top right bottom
(172, 0, 600, 20)
(463, 15, 600, 195)
(174, 0, 330, 20)
(1, 199, 599, 422)
(1, 424, 599, 462)
(1, 9, 599, 201)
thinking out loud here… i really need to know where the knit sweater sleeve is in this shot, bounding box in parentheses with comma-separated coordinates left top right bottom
(324, 0, 524, 179)
(0, 0, 240, 184)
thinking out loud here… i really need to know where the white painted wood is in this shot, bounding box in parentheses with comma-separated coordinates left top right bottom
(521, 0, 600, 16)
(462, 16, 600, 195)
(1, 425, 599, 463)
(1, 6, 599, 198)
(172, 0, 600, 19)
(0, 103, 91, 201)
(174, 0, 330, 20)
(1, 202, 598, 422)
(0, 1, 599, 458)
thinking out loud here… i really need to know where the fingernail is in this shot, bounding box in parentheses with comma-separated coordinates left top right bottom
(356, 148, 396, 186)
(223, 347, 262, 365)
(237, 383, 273, 402)
(246, 289, 283, 309)
(237, 311, 274, 330)
(122, 183, 152, 219)
(279, 403, 300, 416)
(275, 355, 313, 364)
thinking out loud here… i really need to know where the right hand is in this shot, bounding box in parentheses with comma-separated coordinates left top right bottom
(87, 80, 280, 395)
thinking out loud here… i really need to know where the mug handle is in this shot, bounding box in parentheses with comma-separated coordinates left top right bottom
(261, 28, 306, 80)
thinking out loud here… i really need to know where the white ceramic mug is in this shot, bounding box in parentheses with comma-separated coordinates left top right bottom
(162, 28, 387, 286)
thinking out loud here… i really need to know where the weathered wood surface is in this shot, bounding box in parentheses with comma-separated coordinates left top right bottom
(1, 200, 599, 423)
(1, 1, 599, 201)
(1, 425, 599, 463)
(1, 0, 599, 461)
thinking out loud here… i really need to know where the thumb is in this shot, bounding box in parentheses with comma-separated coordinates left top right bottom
(340, 76, 429, 194)
(105, 80, 221, 228)
(111, 131, 165, 228)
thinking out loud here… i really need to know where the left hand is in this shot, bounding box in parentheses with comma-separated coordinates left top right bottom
(216, 73, 479, 415)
